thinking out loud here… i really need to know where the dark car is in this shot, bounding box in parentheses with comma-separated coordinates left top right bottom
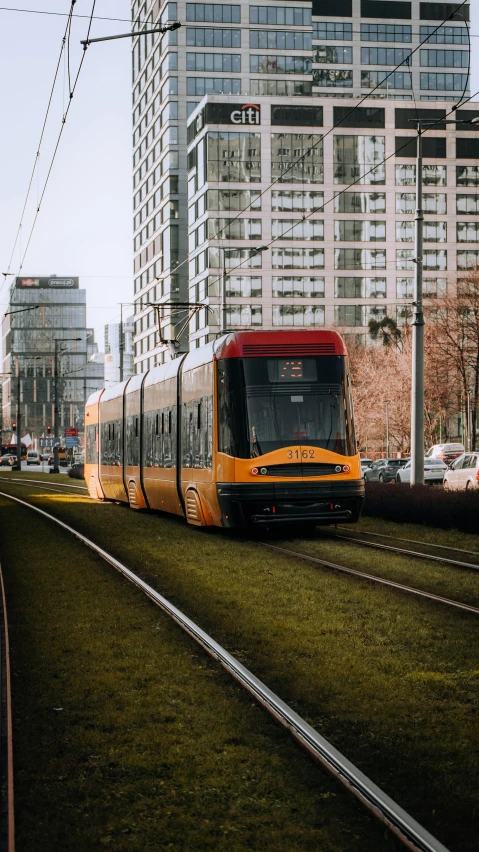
(364, 458, 407, 483)
(68, 461, 85, 480)
(0, 454, 18, 467)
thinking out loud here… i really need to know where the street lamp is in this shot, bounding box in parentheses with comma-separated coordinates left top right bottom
(51, 338, 82, 474)
(408, 115, 479, 485)
(1, 356, 40, 470)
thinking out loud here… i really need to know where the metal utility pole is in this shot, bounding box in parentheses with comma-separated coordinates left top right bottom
(52, 338, 81, 474)
(410, 127, 424, 486)
(220, 247, 227, 333)
(119, 303, 124, 382)
(386, 401, 390, 460)
(14, 362, 21, 472)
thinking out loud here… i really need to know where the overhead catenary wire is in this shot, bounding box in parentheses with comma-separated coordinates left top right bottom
(1, 0, 75, 297)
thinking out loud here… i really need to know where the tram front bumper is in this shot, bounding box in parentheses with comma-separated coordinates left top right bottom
(216, 480, 365, 528)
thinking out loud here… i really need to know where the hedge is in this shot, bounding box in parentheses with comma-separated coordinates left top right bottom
(363, 483, 479, 535)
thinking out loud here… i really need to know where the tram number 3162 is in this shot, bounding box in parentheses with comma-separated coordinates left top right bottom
(287, 449, 316, 459)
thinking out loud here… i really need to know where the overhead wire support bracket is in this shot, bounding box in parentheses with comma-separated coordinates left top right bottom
(81, 21, 181, 49)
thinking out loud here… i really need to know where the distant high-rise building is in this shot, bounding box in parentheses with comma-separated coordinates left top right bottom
(1, 276, 104, 447)
(131, 0, 471, 366)
(104, 316, 135, 385)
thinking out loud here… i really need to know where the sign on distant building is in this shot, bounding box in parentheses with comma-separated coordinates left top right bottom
(15, 276, 79, 289)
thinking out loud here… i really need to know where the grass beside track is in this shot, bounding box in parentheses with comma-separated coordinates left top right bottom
(0, 494, 392, 852)
(1, 476, 478, 850)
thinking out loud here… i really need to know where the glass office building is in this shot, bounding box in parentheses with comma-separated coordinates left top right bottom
(1, 276, 104, 445)
(131, 0, 471, 366)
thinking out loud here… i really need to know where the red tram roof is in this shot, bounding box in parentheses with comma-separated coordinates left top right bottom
(214, 330, 347, 360)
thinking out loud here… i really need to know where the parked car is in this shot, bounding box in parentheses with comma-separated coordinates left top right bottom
(68, 461, 85, 480)
(425, 443, 465, 464)
(443, 452, 479, 490)
(26, 451, 41, 466)
(0, 454, 17, 467)
(360, 458, 373, 477)
(396, 458, 447, 484)
(364, 458, 408, 483)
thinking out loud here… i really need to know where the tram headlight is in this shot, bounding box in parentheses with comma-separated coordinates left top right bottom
(251, 467, 259, 476)
(260, 467, 267, 475)
(342, 464, 350, 472)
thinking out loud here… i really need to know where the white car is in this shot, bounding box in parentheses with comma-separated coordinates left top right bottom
(443, 453, 479, 490)
(26, 451, 41, 465)
(396, 458, 447, 484)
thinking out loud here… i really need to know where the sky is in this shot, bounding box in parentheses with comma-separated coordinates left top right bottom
(0, 1, 478, 351)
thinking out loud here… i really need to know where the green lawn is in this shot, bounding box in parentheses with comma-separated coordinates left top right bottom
(1, 476, 478, 850)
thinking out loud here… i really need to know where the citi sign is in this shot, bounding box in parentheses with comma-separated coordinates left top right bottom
(230, 104, 260, 125)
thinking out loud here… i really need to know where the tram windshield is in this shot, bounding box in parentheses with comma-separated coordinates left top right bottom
(217, 356, 356, 458)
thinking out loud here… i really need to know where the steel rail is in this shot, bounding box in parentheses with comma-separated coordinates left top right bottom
(261, 543, 479, 616)
(0, 490, 450, 852)
(0, 561, 14, 852)
(323, 532, 479, 572)
(6, 477, 87, 491)
(3, 480, 90, 498)
(336, 526, 479, 558)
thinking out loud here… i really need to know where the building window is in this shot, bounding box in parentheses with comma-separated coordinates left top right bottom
(250, 79, 313, 97)
(333, 135, 385, 185)
(272, 248, 324, 269)
(424, 221, 447, 242)
(225, 304, 262, 327)
(457, 250, 479, 269)
(271, 133, 323, 184)
(395, 164, 447, 186)
(186, 27, 240, 47)
(334, 220, 386, 241)
(456, 194, 479, 214)
(420, 72, 468, 90)
(209, 247, 262, 268)
(361, 70, 412, 89)
(457, 222, 479, 242)
(361, 47, 411, 65)
(272, 277, 325, 297)
(273, 305, 325, 327)
(423, 277, 446, 296)
(207, 218, 262, 239)
(250, 55, 312, 75)
(457, 167, 479, 187)
(396, 277, 413, 298)
(396, 192, 415, 213)
(335, 305, 387, 327)
(314, 46, 352, 64)
(335, 277, 386, 298)
(186, 4, 240, 22)
(396, 249, 415, 269)
(225, 276, 262, 297)
(272, 191, 324, 212)
(420, 49, 469, 68)
(187, 78, 241, 96)
(335, 249, 386, 269)
(313, 69, 353, 87)
(251, 31, 312, 50)
(187, 53, 240, 72)
(396, 221, 414, 242)
(423, 249, 447, 270)
(334, 192, 385, 213)
(313, 22, 352, 40)
(360, 23, 411, 41)
(420, 25, 469, 45)
(396, 306, 413, 326)
(207, 132, 261, 183)
(272, 219, 324, 240)
(207, 189, 261, 211)
(249, 5, 311, 26)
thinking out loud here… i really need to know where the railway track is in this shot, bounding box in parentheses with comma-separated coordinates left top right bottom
(261, 543, 479, 616)
(322, 529, 479, 573)
(2, 477, 478, 616)
(0, 560, 14, 852)
(0, 489, 451, 852)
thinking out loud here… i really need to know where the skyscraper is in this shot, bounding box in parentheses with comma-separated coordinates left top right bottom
(1, 276, 104, 445)
(131, 0, 472, 368)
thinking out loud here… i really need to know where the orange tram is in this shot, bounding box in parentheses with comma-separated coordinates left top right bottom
(85, 330, 364, 529)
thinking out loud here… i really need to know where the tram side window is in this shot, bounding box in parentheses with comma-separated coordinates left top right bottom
(182, 396, 212, 468)
(101, 419, 122, 466)
(86, 423, 98, 464)
(218, 360, 246, 457)
(143, 407, 177, 468)
(126, 414, 140, 466)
